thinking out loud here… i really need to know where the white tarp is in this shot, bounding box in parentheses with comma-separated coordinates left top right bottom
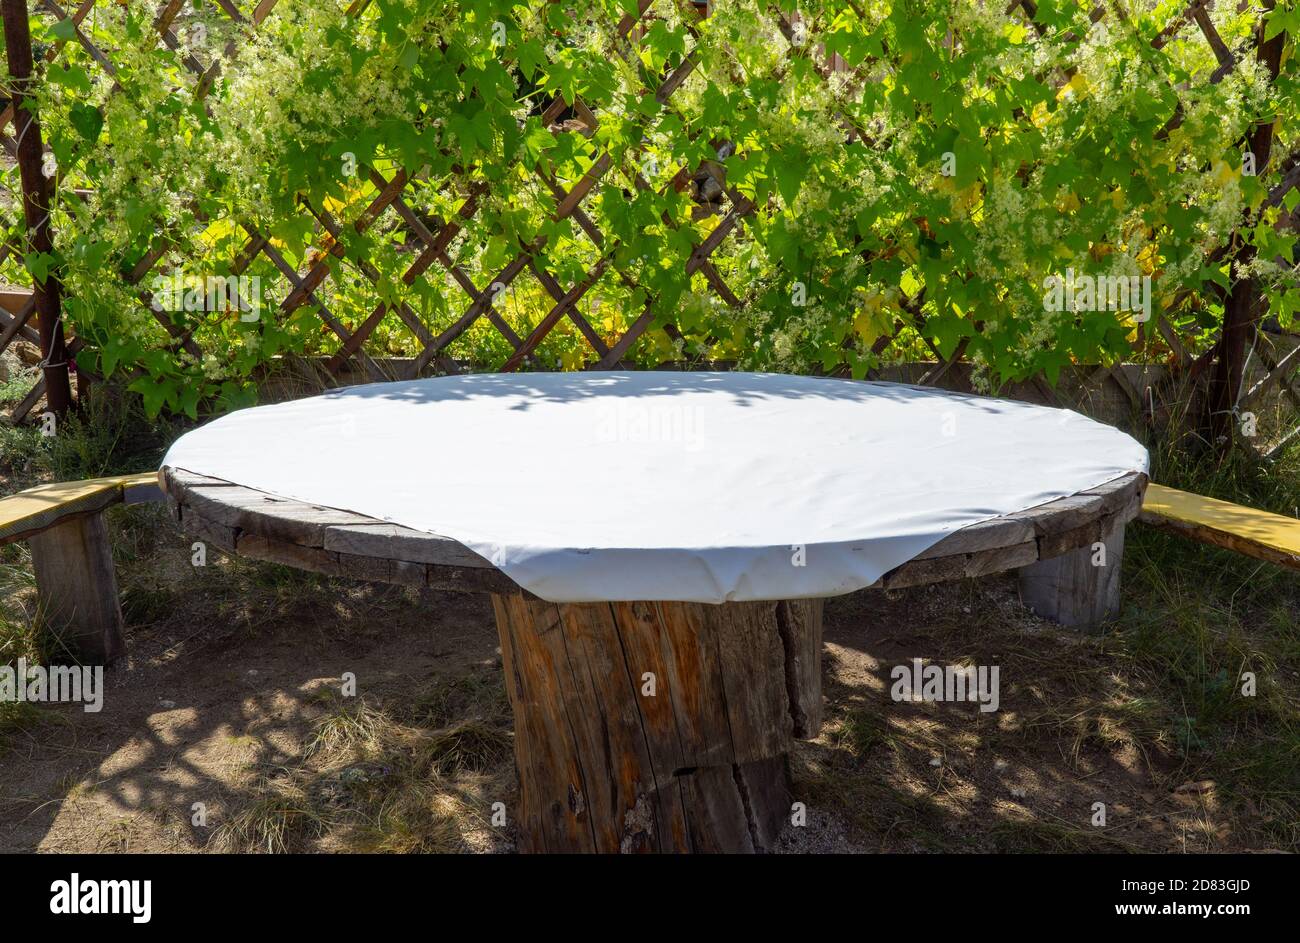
(162, 372, 1149, 603)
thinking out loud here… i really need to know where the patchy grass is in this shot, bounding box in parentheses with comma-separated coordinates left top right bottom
(214, 677, 513, 854)
(794, 436, 1300, 853)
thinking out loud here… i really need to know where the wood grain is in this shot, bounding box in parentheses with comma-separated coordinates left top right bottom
(1019, 514, 1126, 632)
(28, 513, 124, 664)
(491, 595, 814, 852)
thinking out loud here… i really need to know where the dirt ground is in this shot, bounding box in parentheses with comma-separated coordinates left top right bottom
(0, 502, 1293, 853)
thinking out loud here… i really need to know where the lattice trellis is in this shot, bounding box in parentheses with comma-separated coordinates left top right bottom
(0, 0, 1297, 455)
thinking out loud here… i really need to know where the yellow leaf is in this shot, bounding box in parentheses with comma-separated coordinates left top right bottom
(1211, 160, 1240, 187)
(1137, 243, 1160, 275)
(853, 310, 875, 343)
(1057, 73, 1088, 102)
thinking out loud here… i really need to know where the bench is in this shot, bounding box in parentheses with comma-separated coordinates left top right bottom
(0, 472, 162, 663)
(1139, 483, 1300, 571)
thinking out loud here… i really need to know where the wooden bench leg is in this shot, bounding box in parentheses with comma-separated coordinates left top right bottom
(1018, 517, 1126, 632)
(490, 595, 823, 853)
(28, 512, 125, 664)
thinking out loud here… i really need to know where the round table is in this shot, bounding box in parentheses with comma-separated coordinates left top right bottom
(159, 373, 1147, 853)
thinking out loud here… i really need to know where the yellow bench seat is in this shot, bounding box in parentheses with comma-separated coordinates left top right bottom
(0, 472, 161, 546)
(1140, 483, 1300, 572)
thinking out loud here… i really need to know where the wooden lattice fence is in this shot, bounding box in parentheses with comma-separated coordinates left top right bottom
(0, 0, 1298, 455)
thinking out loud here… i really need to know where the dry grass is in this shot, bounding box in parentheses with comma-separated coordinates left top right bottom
(213, 677, 514, 854)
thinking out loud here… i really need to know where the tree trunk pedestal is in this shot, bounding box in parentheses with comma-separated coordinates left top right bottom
(490, 594, 824, 853)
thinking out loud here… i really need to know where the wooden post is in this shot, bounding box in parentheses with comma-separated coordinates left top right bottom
(490, 595, 823, 853)
(1018, 517, 1125, 632)
(1203, 23, 1287, 446)
(1, 0, 72, 418)
(28, 512, 125, 664)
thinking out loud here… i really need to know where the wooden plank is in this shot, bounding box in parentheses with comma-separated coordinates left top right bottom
(181, 509, 238, 552)
(1139, 483, 1300, 571)
(1038, 512, 1117, 560)
(1081, 471, 1148, 517)
(964, 540, 1040, 577)
(236, 532, 346, 577)
(914, 516, 1035, 559)
(322, 522, 492, 568)
(175, 481, 366, 545)
(1003, 492, 1105, 536)
(421, 562, 522, 595)
(878, 539, 1040, 590)
(165, 467, 495, 571)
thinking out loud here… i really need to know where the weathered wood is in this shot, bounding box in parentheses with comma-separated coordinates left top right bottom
(913, 515, 1035, 559)
(165, 468, 489, 570)
(1004, 492, 1106, 536)
(2, 0, 72, 417)
(1018, 514, 1126, 632)
(28, 512, 124, 663)
(878, 539, 1040, 589)
(175, 502, 522, 594)
(1082, 471, 1149, 514)
(491, 595, 817, 853)
(165, 462, 1148, 855)
(323, 522, 492, 568)
(776, 599, 823, 738)
(164, 467, 1149, 600)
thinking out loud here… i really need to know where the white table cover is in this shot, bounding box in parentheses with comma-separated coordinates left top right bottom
(162, 372, 1149, 603)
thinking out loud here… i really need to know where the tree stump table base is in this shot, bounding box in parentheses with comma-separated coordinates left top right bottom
(491, 594, 824, 853)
